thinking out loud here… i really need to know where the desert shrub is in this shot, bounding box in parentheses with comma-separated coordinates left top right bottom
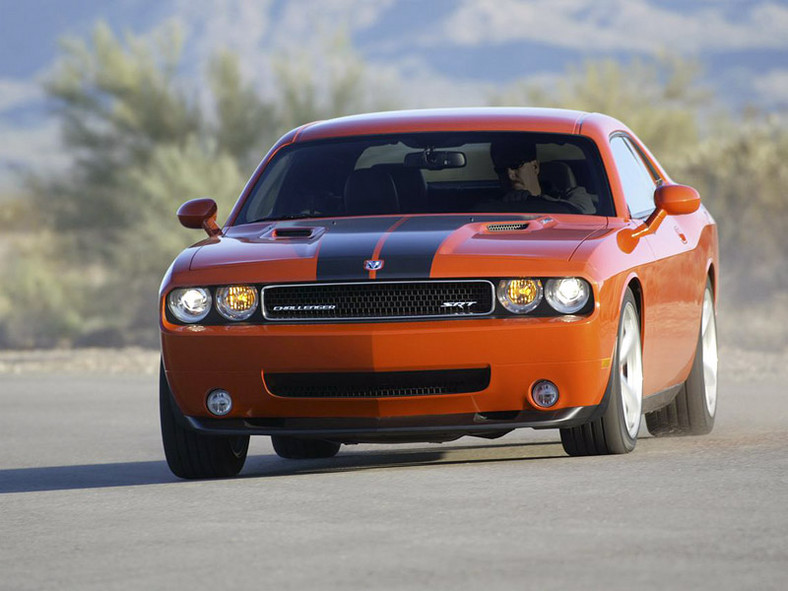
(2, 26, 783, 350)
(2, 22, 391, 348)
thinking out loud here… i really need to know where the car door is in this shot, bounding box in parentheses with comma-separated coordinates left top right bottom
(609, 134, 699, 394)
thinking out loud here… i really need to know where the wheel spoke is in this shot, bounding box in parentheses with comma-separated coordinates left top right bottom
(626, 375, 642, 411)
(701, 289, 718, 416)
(702, 299, 713, 335)
(620, 379, 639, 433)
(616, 302, 643, 440)
(620, 329, 634, 363)
(620, 379, 634, 411)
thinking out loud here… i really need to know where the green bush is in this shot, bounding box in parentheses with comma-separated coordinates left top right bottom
(1, 24, 783, 350)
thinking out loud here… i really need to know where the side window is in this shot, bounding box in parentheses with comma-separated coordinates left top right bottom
(609, 136, 657, 218)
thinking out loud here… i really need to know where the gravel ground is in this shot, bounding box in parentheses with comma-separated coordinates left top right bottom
(0, 348, 160, 375)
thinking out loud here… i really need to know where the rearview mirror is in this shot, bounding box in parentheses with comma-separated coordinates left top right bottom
(654, 184, 700, 216)
(404, 150, 466, 170)
(177, 198, 222, 236)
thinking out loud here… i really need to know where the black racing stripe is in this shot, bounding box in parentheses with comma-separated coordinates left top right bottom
(311, 217, 402, 281)
(376, 215, 530, 279)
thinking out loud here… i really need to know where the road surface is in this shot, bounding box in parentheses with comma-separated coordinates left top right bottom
(1, 348, 786, 590)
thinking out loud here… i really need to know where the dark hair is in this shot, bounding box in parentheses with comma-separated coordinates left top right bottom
(490, 140, 537, 170)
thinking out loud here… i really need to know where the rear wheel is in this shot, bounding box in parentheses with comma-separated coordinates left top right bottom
(272, 436, 341, 459)
(646, 281, 717, 436)
(560, 289, 643, 456)
(160, 363, 249, 479)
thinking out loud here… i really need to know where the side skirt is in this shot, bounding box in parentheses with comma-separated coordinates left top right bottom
(642, 384, 683, 414)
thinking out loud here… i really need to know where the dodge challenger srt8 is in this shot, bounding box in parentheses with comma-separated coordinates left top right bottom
(159, 108, 719, 479)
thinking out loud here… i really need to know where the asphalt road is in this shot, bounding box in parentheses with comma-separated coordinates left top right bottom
(1, 357, 787, 590)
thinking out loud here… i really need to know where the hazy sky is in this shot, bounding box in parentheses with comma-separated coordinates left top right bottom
(2, 0, 787, 192)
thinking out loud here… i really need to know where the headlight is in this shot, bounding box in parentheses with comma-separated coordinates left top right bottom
(215, 285, 259, 321)
(497, 279, 543, 314)
(167, 287, 212, 323)
(545, 278, 590, 314)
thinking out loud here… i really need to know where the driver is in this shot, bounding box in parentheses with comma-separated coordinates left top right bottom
(490, 141, 595, 214)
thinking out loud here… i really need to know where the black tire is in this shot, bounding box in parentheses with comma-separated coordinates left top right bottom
(560, 289, 643, 456)
(160, 363, 249, 479)
(646, 281, 717, 436)
(271, 436, 341, 460)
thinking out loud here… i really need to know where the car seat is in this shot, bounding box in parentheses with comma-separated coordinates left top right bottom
(539, 161, 577, 196)
(344, 168, 400, 215)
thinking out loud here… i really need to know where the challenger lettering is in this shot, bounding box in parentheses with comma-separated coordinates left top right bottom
(272, 305, 337, 311)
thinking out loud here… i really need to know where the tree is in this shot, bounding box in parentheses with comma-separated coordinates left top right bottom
(40, 22, 202, 256)
(3, 21, 394, 347)
(4, 25, 782, 350)
(493, 56, 708, 169)
(496, 56, 787, 347)
(208, 49, 277, 171)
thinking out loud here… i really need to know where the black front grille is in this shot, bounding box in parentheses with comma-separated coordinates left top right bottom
(263, 280, 494, 321)
(265, 367, 491, 398)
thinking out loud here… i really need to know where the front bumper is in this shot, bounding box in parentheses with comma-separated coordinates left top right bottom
(161, 312, 615, 426)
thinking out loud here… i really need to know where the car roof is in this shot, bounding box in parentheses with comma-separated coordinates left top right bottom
(295, 107, 623, 142)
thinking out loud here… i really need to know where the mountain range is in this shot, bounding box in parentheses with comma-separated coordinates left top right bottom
(1, 0, 787, 192)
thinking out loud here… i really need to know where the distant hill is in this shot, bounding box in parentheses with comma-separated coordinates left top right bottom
(1, 0, 787, 192)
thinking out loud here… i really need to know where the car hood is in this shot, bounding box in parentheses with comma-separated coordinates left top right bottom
(187, 214, 607, 282)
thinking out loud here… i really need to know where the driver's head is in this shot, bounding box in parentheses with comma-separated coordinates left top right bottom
(491, 140, 537, 172)
(491, 140, 540, 195)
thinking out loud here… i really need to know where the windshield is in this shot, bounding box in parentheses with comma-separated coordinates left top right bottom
(235, 132, 614, 224)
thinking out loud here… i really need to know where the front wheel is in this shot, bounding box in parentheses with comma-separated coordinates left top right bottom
(160, 363, 249, 479)
(560, 288, 643, 456)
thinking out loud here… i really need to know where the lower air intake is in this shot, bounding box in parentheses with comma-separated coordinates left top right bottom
(265, 367, 491, 398)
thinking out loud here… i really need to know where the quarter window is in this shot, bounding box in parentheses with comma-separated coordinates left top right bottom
(609, 136, 656, 218)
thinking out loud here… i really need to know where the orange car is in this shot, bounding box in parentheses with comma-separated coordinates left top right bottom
(159, 108, 719, 478)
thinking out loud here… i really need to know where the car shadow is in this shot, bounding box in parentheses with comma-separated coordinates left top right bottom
(242, 439, 568, 479)
(0, 461, 175, 494)
(0, 440, 567, 494)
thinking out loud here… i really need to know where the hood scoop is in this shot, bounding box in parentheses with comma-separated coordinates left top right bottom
(486, 222, 530, 232)
(258, 225, 326, 242)
(483, 216, 557, 234)
(274, 227, 314, 238)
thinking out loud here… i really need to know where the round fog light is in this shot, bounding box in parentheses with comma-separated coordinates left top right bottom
(532, 380, 559, 408)
(206, 389, 233, 416)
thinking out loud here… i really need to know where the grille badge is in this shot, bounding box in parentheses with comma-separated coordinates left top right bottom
(364, 259, 384, 271)
(441, 301, 477, 310)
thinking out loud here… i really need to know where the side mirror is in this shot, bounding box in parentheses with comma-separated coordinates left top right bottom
(654, 184, 700, 216)
(618, 184, 701, 253)
(177, 198, 222, 237)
